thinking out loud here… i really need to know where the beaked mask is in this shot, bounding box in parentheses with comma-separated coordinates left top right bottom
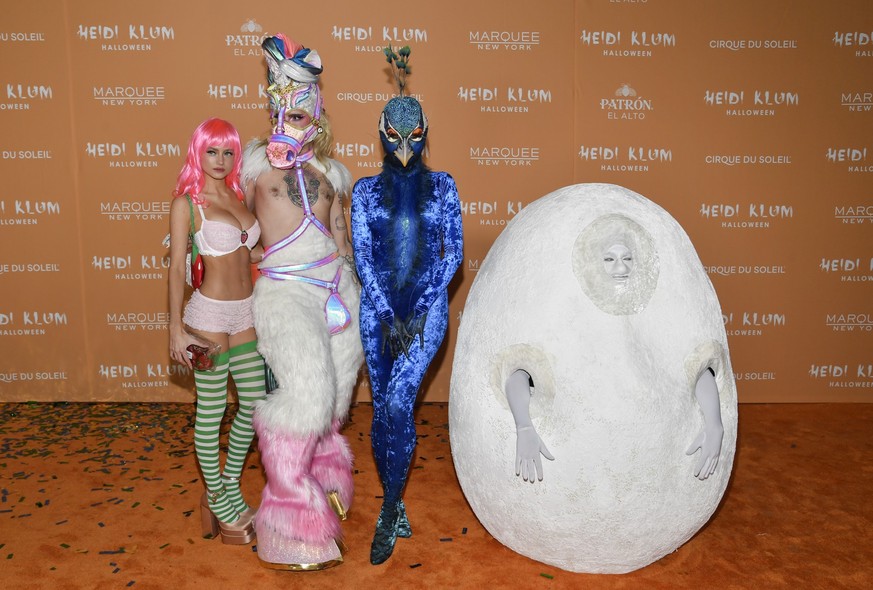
(379, 96, 427, 168)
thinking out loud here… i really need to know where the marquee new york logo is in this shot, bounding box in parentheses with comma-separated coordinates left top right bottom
(105, 311, 169, 332)
(826, 312, 873, 333)
(834, 203, 872, 225)
(469, 146, 539, 167)
(841, 91, 872, 113)
(93, 86, 165, 107)
(469, 30, 540, 51)
(99, 200, 170, 221)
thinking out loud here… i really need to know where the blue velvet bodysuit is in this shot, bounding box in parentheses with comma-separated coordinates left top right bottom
(351, 164, 463, 560)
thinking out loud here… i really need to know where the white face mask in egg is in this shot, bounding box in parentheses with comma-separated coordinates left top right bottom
(572, 214, 659, 315)
(602, 243, 634, 282)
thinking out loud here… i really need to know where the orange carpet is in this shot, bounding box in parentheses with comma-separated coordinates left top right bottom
(1, 402, 871, 589)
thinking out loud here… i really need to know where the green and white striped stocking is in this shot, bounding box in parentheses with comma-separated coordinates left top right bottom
(193, 351, 238, 523)
(223, 340, 266, 513)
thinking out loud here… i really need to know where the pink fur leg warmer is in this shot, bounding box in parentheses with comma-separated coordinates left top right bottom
(310, 419, 354, 512)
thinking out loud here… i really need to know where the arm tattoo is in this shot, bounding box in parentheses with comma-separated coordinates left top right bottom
(283, 171, 320, 209)
(334, 214, 348, 231)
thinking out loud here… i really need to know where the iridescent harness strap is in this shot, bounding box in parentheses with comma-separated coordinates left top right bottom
(259, 163, 351, 335)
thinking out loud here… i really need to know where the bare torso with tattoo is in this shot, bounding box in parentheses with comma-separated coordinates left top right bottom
(252, 164, 336, 249)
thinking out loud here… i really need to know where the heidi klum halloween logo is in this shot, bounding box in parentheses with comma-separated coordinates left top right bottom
(460, 197, 526, 228)
(579, 29, 676, 58)
(833, 31, 873, 58)
(819, 256, 873, 283)
(85, 139, 181, 168)
(98, 361, 190, 389)
(207, 82, 269, 112)
(1, 83, 52, 111)
(826, 146, 870, 173)
(330, 25, 428, 53)
(0, 310, 68, 337)
(91, 253, 168, 281)
(703, 88, 799, 117)
(809, 362, 873, 389)
(722, 310, 786, 337)
(577, 145, 672, 173)
(76, 23, 174, 52)
(0, 198, 60, 226)
(699, 200, 794, 229)
(457, 86, 552, 114)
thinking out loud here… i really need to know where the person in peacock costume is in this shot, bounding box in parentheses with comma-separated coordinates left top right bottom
(351, 46, 464, 565)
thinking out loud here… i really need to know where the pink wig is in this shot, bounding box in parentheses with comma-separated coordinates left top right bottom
(173, 118, 244, 204)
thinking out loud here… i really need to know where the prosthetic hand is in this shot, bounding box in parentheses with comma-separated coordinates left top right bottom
(685, 369, 724, 481)
(515, 425, 554, 483)
(506, 369, 554, 483)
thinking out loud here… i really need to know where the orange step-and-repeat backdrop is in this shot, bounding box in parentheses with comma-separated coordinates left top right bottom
(1, 0, 871, 403)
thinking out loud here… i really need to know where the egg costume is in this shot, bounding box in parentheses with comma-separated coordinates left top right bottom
(242, 34, 363, 570)
(449, 183, 737, 573)
(351, 47, 464, 565)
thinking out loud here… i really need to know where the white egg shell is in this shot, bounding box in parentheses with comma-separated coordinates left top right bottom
(450, 183, 738, 574)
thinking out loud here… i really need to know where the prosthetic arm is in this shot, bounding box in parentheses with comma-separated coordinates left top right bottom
(506, 369, 554, 483)
(685, 368, 724, 481)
